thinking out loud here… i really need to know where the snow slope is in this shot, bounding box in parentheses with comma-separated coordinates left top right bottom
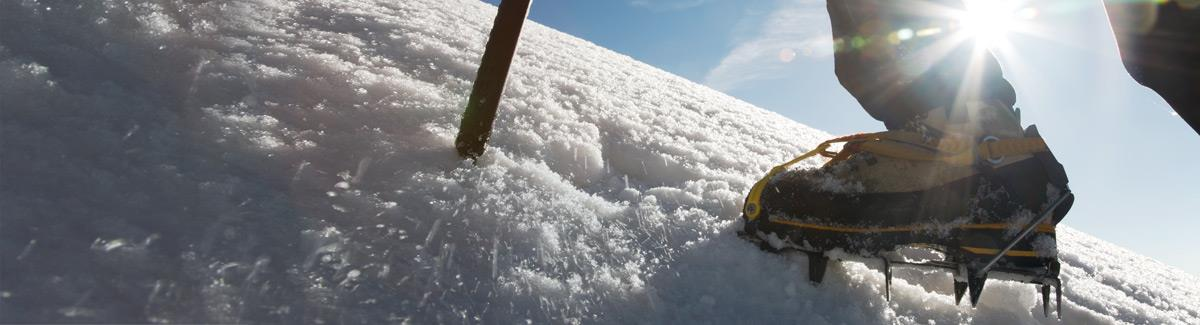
(0, 0, 1196, 323)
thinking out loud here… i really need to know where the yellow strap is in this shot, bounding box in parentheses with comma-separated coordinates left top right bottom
(840, 132, 1048, 166)
(768, 218, 1056, 234)
(979, 137, 1048, 161)
(856, 141, 977, 165)
(960, 246, 1041, 257)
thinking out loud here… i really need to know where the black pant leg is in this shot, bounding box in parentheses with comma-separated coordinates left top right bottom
(1106, 1, 1200, 134)
(827, 0, 1017, 130)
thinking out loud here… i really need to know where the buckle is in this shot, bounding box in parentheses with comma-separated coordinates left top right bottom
(979, 135, 1004, 165)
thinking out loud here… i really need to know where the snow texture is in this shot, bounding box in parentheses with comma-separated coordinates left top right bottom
(0, 0, 1196, 323)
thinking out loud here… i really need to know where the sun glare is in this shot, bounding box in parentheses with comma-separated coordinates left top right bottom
(957, 0, 1021, 48)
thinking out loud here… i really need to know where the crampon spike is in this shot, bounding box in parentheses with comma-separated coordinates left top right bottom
(1056, 281, 1063, 319)
(968, 273, 987, 307)
(954, 281, 967, 305)
(807, 252, 828, 284)
(883, 259, 892, 301)
(1041, 285, 1051, 317)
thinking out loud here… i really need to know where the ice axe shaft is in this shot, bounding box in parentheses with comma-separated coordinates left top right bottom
(456, 0, 532, 159)
(978, 192, 1073, 276)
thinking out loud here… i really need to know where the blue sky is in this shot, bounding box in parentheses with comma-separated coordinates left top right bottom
(482, 0, 1199, 275)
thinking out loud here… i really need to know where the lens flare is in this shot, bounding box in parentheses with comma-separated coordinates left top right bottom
(778, 48, 797, 63)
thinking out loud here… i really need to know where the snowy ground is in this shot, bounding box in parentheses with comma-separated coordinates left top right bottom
(1, 0, 1197, 323)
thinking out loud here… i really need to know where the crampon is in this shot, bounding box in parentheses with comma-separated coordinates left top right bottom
(739, 125, 1073, 318)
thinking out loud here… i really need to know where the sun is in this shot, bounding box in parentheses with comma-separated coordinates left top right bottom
(957, 0, 1023, 48)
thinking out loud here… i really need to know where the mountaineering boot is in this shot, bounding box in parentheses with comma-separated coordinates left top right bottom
(741, 98, 1072, 278)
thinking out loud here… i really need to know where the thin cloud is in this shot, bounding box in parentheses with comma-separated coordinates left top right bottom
(704, 0, 832, 91)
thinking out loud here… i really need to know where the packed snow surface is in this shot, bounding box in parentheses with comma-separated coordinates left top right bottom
(1, 0, 1197, 323)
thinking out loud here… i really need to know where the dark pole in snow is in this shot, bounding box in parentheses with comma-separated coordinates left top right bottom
(455, 0, 532, 159)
